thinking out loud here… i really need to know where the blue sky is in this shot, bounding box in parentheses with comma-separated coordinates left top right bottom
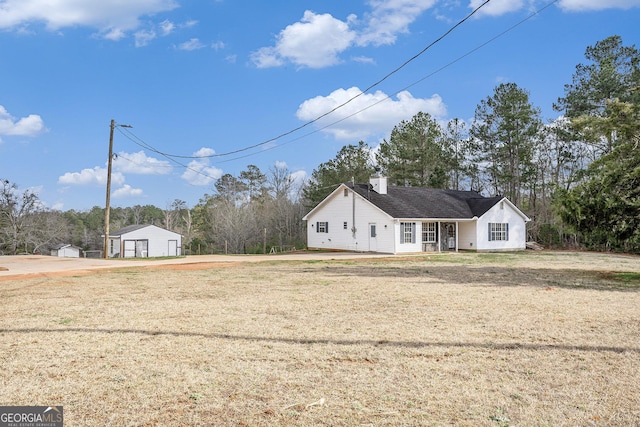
(1, 0, 639, 211)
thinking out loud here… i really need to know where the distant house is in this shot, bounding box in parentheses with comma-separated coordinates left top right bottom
(51, 244, 82, 258)
(107, 224, 182, 258)
(302, 176, 530, 254)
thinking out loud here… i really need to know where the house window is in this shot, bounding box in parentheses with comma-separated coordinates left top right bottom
(316, 222, 328, 233)
(343, 221, 348, 230)
(344, 188, 349, 197)
(400, 222, 416, 244)
(488, 223, 509, 241)
(422, 222, 436, 243)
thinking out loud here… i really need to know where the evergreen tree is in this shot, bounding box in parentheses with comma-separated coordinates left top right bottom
(376, 112, 451, 188)
(470, 83, 541, 205)
(303, 141, 375, 208)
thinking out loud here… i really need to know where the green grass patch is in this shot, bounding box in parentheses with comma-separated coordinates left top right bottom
(598, 271, 640, 286)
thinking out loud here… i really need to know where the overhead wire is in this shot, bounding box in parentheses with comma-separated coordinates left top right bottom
(115, 0, 559, 182)
(213, 0, 561, 166)
(115, 0, 493, 162)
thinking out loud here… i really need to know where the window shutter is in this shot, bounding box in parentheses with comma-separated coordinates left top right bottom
(506, 223, 509, 241)
(400, 223, 405, 244)
(326, 222, 329, 233)
(412, 223, 416, 243)
(488, 223, 492, 241)
(316, 222, 319, 233)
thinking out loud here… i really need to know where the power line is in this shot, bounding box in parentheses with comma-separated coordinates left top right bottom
(118, 0, 559, 170)
(114, 0, 564, 186)
(115, 0, 493, 161)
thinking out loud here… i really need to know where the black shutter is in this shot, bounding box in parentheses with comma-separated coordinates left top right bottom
(488, 223, 493, 241)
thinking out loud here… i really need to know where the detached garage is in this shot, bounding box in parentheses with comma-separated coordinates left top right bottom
(107, 224, 182, 258)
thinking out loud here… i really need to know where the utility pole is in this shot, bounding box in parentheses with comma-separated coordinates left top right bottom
(103, 120, 132, 259)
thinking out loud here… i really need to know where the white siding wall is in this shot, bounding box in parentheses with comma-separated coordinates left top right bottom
(393, 221, 422, 254)
(119, 225, 182, 257)
(457, 221, 477, 251)
(52, 246, 81, 258)
(306, 187, 395, 253)
(476, 201, 527, 251)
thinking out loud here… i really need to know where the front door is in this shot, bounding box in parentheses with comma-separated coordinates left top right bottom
(447, 224, 456, 250)
(369, 223, 377, 252)
(168, 240, 178, 256)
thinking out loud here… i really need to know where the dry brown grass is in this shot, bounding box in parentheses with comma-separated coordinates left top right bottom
(1, 251, 640, 426)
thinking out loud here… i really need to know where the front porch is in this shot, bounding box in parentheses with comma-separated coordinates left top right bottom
(421, 221, 459, 253)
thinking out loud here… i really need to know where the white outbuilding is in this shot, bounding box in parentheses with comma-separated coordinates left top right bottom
(106, 224, 182, 258)
(51, 244, 82, 258)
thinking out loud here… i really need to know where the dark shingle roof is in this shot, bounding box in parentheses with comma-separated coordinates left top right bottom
(348, 184, 503, 219)
(109, 224, 151, 236)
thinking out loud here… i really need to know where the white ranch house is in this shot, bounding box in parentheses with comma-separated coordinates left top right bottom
(107, 224, 182, 258)
(303, 176, 530, 254)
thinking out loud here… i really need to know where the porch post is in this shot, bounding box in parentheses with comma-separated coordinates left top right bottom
(437, 221, 441, 253)
(455, 221, 459, 253)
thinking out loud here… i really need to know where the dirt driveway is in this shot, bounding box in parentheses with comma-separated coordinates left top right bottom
(2, 250, 640, 282)
(0, 252, 393, 280)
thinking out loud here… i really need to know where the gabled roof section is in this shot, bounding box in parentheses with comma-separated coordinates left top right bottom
(302, 184, 348, 220)
(110, 224, 152, 236)
(52, 243, 78, 250)
(348, 184, 504, 219)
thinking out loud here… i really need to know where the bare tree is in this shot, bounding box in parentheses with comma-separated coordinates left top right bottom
(0, 180, 44, 254)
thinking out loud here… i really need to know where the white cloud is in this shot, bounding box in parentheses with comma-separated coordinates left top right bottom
(177, 38, 206, 51)
(289, 169, 308, 189)
(468, 0, 524, 17)
(251, 2, 444, 68)
(58, 167, 125, 187)
(113, 151, 172, 175)
(134, 29, 157, 47)
(352, 56, 376, 64)
(181, 148, 224, 186)
(357, 0, 438, 46)
(0, 105, 45, 137)
(296, 87, 447, 140)
(251, 10, 357, 69)
(159, 19, 175, 35)
(113, 184, 144, 198)
(211, 41, 225, 50)
(0, 0, 178, 38)
(558, 0, 640, 11)
(134, 19, 196, 47)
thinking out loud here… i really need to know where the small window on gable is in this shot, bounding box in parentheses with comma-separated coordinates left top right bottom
(344, 188, 349, 197)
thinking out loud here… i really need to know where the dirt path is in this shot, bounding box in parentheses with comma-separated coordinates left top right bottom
(2, 250, 639, 282)
(0, 252, 393, 281)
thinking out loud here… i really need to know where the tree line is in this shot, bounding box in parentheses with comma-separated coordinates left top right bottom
(2, 36, 639, 255)
(304, 35, 640, 253)
(0, 163, 306, 255)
